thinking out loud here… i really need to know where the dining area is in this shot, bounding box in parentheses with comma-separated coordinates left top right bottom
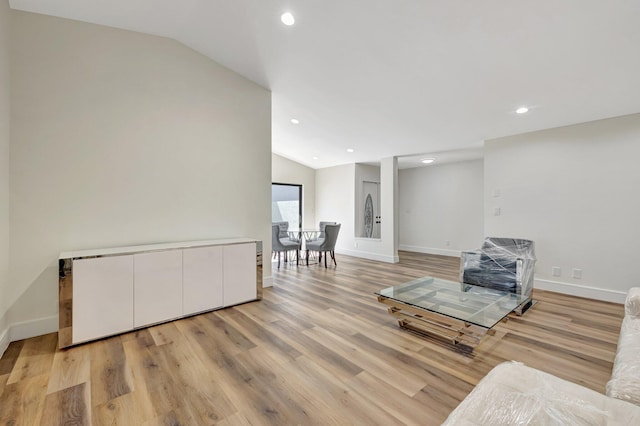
(272, 221, 341, 268)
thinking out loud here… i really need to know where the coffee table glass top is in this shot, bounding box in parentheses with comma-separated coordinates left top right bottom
(375, 276, 528, 329)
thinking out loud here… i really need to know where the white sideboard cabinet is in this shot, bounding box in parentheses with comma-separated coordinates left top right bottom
(59, 238, 262, 348)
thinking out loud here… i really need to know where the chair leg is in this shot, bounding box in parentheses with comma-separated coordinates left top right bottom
(295, 249, 299, 266)
(306, 249, 309, 266)
(277, 252, 281, 269)
(331, 250, 336, 266)
(324, 251, 327, 268)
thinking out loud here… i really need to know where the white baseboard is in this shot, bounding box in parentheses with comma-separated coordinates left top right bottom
(335, 248, 399, 263)
(399, 244, 461, 258)
(0, 326, 9, 358)
(10, 315, 59, 342)
(535, 278, 626, 303)
(263, 276, 273, 288)
(0, 314, 58, 357)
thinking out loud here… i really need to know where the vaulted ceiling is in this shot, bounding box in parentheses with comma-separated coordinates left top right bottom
(9, 0, 640, 168)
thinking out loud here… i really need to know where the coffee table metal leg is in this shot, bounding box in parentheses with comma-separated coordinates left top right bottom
(378, 296, 491, 350)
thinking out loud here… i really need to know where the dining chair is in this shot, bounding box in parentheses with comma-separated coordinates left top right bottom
(272, 224, 300, 268)
(306, 221, 336, 243)
(306, 223, 341, 267)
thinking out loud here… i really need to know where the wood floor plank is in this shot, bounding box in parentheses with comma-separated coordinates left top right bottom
(145, 321, 238, 423)
(0, 373, 8, 399)
(89, 336, 134, 407)
(119, 339, 160, 422)
(303, 325, 429, 396)
(269, 319, 364, 381)
(0, 339, 25, 375)
(41, 382, 91, 426)
(232, 348, 335, 425)
(46, 344, 91, 394)
(6, 333, 57, 385)
(91, 391, 153, 426)
(214, 412, 253, 426)
(346, 370, 442, 425)
(215, 309, 302, 364)
(291, 354, 407, 425)
(0, 373, 48, 425)
(0, 251, 626, 424)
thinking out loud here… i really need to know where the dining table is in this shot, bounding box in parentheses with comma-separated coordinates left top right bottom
(287, 229, 321, 264)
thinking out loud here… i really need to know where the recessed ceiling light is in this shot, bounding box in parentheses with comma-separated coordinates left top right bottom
(346, 148, 354, 153)
(312, 156, 318, 160)
(290, 118, 299, 124)
(281, 12, 295, 26)
(421, 158, 435, 164)
(516, 107, 529, 114)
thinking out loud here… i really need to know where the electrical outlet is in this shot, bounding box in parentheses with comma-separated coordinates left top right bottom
(572, 268, 582, 279)
(445, 240, 450, 247)
(552, 266, 561, 277)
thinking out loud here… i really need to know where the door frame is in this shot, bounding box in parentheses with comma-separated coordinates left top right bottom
(272, 182, 303, 229)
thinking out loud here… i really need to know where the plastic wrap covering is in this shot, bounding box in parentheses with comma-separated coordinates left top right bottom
(606, 297, 640, 405)
(443, 361, 640, 425)
(624, 287, 640, 318)
(460, 237, 536, 298)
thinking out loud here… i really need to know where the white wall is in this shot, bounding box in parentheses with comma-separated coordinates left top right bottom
(378, 157, 399, 262)
(0, 0, 10, 352)
(271, 153, 315, 228)
(316, 163, 355, 253)
(399, 160, 484, 256)
(316, 160, 398, 263)
(7, 11, 271, 339)
(485, 113, 640, 302)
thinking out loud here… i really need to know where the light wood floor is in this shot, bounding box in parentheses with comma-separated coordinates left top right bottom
(0, 251, 625, 425)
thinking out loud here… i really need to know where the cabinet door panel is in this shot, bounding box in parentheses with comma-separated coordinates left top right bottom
(134, 250, 182, 328)
(223, 243, 257, 306)
(183, 246, 223, 315)
(73, 255, 134, 344)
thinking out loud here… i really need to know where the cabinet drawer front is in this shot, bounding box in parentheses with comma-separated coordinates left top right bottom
(134, 250, 183, 328)
(72, 255, 134, 344)
(223, 243, 257, 306)
(183, 246, 224, 315)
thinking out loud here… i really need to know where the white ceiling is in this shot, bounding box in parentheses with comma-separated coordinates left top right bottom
(9, 0, 640, 169)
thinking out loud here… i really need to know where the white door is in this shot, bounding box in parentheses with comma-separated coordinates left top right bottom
(363, 181, 381, 238)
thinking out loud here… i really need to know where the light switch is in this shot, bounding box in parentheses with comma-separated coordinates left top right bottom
(493, 207, 501, 216)
(493, 189, 501, 197)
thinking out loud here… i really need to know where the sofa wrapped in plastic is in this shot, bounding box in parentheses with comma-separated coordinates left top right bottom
(460, 237, 536, 300)
(606, 287, 640, 406)
(442, 361, 640, 425)
(444, 287, 640, 424)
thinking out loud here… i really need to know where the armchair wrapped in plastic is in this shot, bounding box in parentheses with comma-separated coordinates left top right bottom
(460, 237, 536, 302)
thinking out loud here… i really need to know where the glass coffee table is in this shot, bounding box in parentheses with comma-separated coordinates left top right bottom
(375, 276, 531, 350)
